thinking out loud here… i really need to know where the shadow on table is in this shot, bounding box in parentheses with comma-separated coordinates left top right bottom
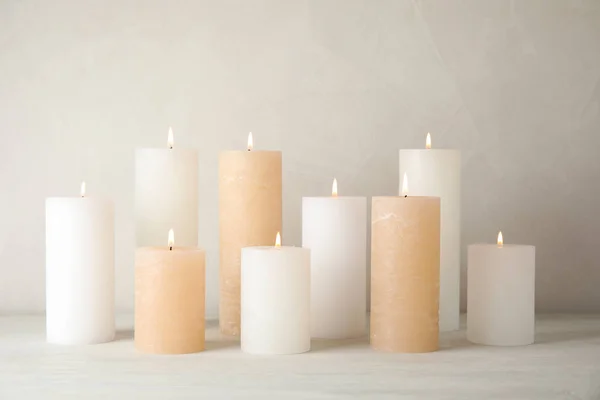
(535, 329, 600, 344)
(114, 329, 134, 342)
(310, 337, 368, 353)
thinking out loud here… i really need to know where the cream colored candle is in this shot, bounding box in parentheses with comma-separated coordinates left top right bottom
(219, 133, 282, 336)
(370, 175, 441, 353)
(467, 232, 536, 346)
(135, 230, 205, 354)
(302, 179, 367, 339)
(46, 182, 115, 345)
(135, 128, 199, 247)
(399, 133, 461, 332)
(241, 233, 311, 355)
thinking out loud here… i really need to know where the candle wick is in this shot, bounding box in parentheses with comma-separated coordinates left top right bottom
(404, 195, 407, 198)
(169, 246, 173, 251)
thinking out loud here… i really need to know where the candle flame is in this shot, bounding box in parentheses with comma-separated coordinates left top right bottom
(80, 181, 86, 197)
(401, 173, 408, 196)
(332, 178, 338, 197)
(247, 132, 253, 151)
(497, 231, 503, 247)
(168, 229, 175, 249)
(426, 132, 432, 149)
(275, 232, 281, 248)
(167, 127, 174, 149)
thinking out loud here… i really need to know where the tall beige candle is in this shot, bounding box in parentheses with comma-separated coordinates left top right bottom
(370, 186, 440, 353)
(219, 133, 282, 336)
(135, 230, 206, 354)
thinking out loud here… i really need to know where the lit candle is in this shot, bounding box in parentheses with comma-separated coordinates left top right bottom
(302, 178, 367, 339)
(135, 127, 199, 247)
(370, 174, 441, 353)
(241, 233, 310, 355)
(46, 182, 115, 345)
(219, 132, 282, 336)
(467, 232, 535, 346)
(135, 229, 206, 354)
(399, 132, 460, 331)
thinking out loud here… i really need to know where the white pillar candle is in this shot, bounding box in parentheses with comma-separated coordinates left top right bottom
(399, 133, 461, 331)
(467, 232, 536, 346)
(241, 233, 310, 355)
(302, 179, 367, 339)
(135, 127, 199, 246)
(46, 182, 115, 345)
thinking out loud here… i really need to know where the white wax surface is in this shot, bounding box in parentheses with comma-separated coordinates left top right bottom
(45, 197, 115, 345)
(241, 246, 310, 355)
(302, 197, 366, 339)
(399, 149, 461, 331)
(467, 244, 536, 346)
(135, 148, 198, 246)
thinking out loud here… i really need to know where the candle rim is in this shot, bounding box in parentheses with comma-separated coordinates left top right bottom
(372, 195, 441, 200)
(136, 246, 206, 253)
(135, 148, 198, 153)
(219, 149, 282, 155)
(302, 196, 366, 200)
(399, 148, 460, 152)
(468, 243, 535, 249)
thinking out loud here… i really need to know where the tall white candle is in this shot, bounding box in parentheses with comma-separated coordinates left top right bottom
(241, 233, 310, 355)
(135, 127, 199, 246)
(302, 179, 366, 339)
(399, 133, 461, 331)
(46, 182, 115, 345)
(467, 232, 536, 346)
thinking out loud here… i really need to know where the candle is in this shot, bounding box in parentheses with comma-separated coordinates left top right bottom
(399, 133, 460, 331)
(467, 232, 536, 346)
(135, 127, 199, 247)
(219, 133, 282, 336)
(46, 182, 115, 345)
(370, 175, 440, 353)
(302, 178, 367, 339)
(135, 229, 206, 354)
(241, 233, 310, 355)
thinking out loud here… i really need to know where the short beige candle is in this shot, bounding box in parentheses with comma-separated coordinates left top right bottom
(135, 243, 206, 354)
(218, 135, 282, 336)
(370, 195, 441, 353)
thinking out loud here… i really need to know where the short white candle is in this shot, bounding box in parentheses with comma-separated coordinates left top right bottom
(46, 182, 115, 345)
(302, 179, 367, 339)
(467, 232, 536, 346)
(241, 233, 311, 355)
(399, 133, 461, 331)
(135, 127, 198, 246)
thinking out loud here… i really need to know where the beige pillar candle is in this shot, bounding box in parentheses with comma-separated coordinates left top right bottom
(370, 176, 441, 353)
(135, 230, 206, 354)
(218, 133, 282, 336)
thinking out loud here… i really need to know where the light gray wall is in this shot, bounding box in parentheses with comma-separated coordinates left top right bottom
(1, 0, 599, 316)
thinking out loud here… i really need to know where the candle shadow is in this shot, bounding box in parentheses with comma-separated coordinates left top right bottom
(534, 329, 600, 345)
(114, 329, 134, 342)
(310, 337, 369, 353)
(204, 339, 240, 351)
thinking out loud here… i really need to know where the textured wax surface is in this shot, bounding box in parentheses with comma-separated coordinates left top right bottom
(370, 196, 441, 353)
(219, 151, 282, 335)
(1, 314, 600, 399)
(1, 1, 600, 315)
(135, 247, 205, 354)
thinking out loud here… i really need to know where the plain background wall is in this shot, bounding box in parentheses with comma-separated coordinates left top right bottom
(1, 0, 600, 317)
